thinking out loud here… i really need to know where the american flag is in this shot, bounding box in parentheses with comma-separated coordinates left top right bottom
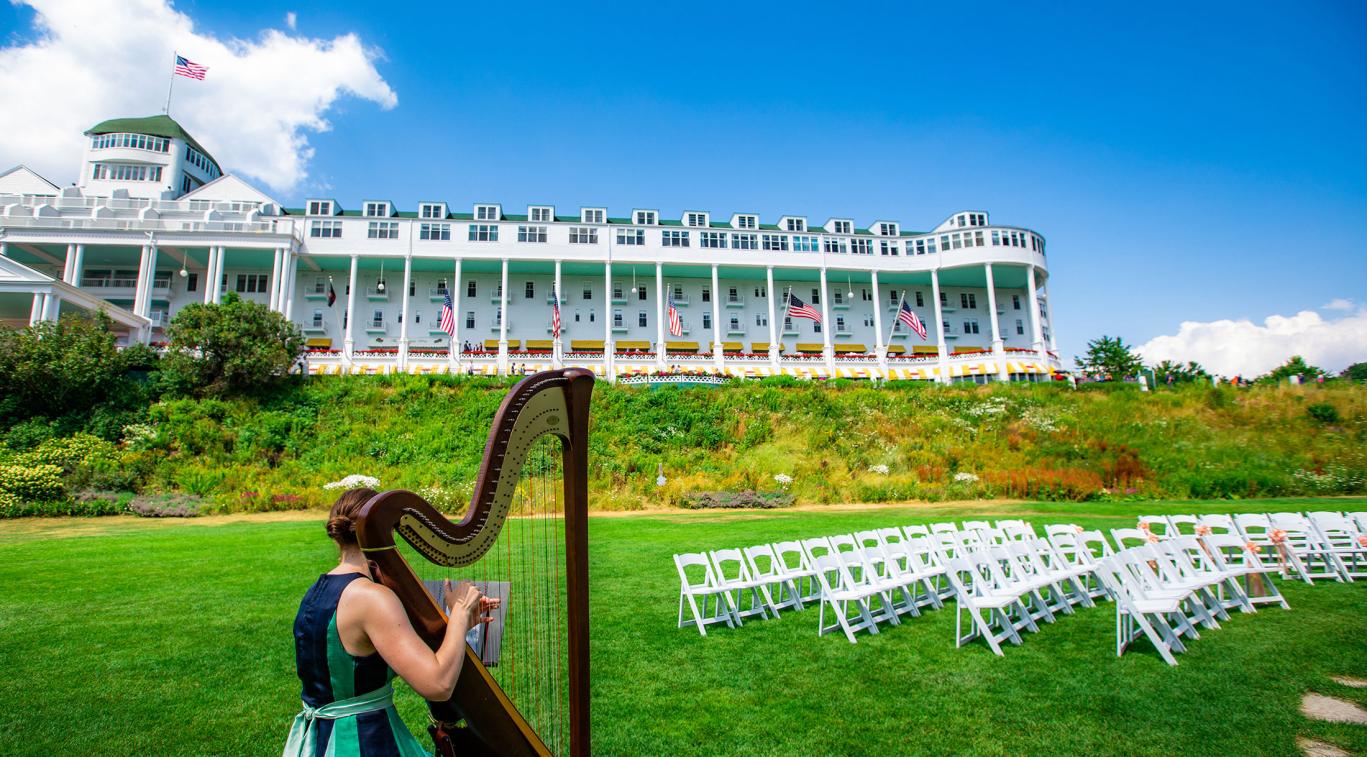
(666, 288, 683, 337)
(174, 55, 208, 80)
(439, 291, 457, 337)
(897, 298, 928, 340)
(785, 292, 821, 322)
(551, 286, 561, 339)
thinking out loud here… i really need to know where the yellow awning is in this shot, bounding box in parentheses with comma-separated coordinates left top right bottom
(885, 344, 906, 354)
(795, 342, 824, 353)
(305, 337, 333, 348)
(912, 345, 939, 355)
(525, 339, 553, 350)
(616, 340, 651, 350)
(483, 339, 521, 350)
(665, 341, 699, 351)
(570, 339, 604, 351)
(834, 343, 867, 353)
(751, 342, 784, 352)
(722, 341, 743, 351)
(952, 346, 988, 354)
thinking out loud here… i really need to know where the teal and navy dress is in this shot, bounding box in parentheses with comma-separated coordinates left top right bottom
(284, 572, 430, 757)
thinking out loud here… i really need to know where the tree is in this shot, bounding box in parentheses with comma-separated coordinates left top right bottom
(1341, 362, 1367, 382)
(1152, 359, 1210, 385)
(0, 312, 141, 422)
(1075, 335, 1143, 379)
(161, 292, 304, 396)
(1257, 355, 1326, 385)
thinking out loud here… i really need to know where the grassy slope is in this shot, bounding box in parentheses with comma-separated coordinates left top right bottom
(1, 497, 1364, 756)
(96, 378, 1367, 513)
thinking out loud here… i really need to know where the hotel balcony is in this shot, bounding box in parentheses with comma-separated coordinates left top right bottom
(724, 294, 745, 308)
(366, 286, 388, 301)
(365, 320, 387, 334)
(305, 285, 330, 301)
(429, 287, 450, 302)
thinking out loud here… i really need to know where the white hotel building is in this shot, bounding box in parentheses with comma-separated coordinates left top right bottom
(0, 115, 1060, 382)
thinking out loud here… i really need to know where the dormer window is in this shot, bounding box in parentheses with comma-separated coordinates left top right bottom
(307, 200, 333, 216)
(833, 220, 852, 235)
(878, 222, 899, 236)
(419, 202, 446, 219)
(784, 218, 806, 232)
(582, 208, 605, 224)
(957, 214, 967, 227)
(685, 212, 708, 228)
(475, 204, 500, 221)
(734, 214, 757, 230)
(529, 206, 553, 222)
(634, 210, 657, 225)
(364, 201, 390, 217)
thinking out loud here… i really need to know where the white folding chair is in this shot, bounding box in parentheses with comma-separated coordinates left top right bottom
(771, 540, 823, 607)
(943, 550, 1038, 656)
(1045, 525, 1109, 601)
(811, 552, 896, 643)
(1234, 513, 1313, 584)
(1161, 535, 1254, 614)
(1305, 511, 1367, 580)
(1166, 514, 1201, 536)
(674, 552, 736, 636)
(877, 528, 944, 613)
(1199, 532, 1290, 610)
(710, 548, 778, 624)
(1196, 514, 1239, 538)
(1111, 526, 1159, 552)
(1113, 547, 1213, 641)
(905, 533, 954, 604)
(744, 543, 804, 613)
(1118, 541, 1226, 630)
(996, 519, 1035, 540)
(1268, 512, 1346, 582)
(833, 533, 909, 620)
(1093, 555, 1190, 666)
(1137, 515, 1175, 539)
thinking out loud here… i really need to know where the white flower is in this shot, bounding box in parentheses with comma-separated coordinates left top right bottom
(868, 464, 890, 475)
(324, 474, 380, 491)
(953, 471, 979, 483)
(773, 473, 794, 486)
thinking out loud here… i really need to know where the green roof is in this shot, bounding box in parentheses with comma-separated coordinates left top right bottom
(85, 115, 219, 172)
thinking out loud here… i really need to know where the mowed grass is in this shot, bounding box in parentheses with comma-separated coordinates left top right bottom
(1, 498, 1365, 756)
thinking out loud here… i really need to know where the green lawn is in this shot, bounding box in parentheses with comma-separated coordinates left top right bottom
(2, 497, 1365, 756)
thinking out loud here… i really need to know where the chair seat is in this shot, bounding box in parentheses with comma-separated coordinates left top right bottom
(1130, 597, 1183, 614)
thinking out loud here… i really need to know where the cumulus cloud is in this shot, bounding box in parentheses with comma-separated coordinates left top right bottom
(1322, 298, 1354, 312)
(0, 0, 396, 191)
(286, 12, 298, 31)
(1136, 307, 1367, 377)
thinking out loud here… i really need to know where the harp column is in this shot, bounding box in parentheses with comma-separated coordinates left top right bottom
(655, 262, 666, 369)
(552, 259, 563, 368)
(1027, 264, 1046, 366)
(498, 257, 509, 375)
(818, 266, 834, 373)
(398, 254, 413, 371)
(985, 263, 1008, 382)
(450, 257, 462, 371)
(930, 267, 948, 384)
(765, 266, 778, 369)
(871, 269, 886, 375)
(711, 263, 723, 370)
(344, 254, 358, 367)
(603, 260, 614, 382)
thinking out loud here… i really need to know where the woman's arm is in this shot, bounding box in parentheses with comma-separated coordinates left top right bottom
(355, 579, 493, 701)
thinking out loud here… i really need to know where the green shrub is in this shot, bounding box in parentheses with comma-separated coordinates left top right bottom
(127, 492, 203, 517)
(679, 490, 794, 509)
(0, 490, 23, 517)
(1306, 402, 1340, 424)
(160, 294, 304, 397)
(0, 464, 64, 501)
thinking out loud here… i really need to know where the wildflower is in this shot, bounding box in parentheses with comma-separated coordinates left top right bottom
(868, 464, 890, 476)
(773, 473, 793, 486)
(952, 471, 979, 483)
(324, 474, 380, 491)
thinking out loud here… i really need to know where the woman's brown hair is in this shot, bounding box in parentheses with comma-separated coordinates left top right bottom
(327, 487, 378, 545)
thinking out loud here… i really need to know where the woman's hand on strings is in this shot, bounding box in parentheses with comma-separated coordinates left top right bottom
(443, 579, 499, 629)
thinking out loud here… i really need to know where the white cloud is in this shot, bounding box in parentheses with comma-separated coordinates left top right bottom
(1322, 297, 1354, 311)
(285, 12, 298, 31)
(1136, 308, 1367, 377)
(0, 0, 396, 192)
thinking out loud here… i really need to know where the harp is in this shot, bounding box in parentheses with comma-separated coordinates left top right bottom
(355, 368, 594, 756)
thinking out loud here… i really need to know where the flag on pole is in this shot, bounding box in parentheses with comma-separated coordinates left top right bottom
(666, 288, 683, 337)
(439, 291, 457, 337)
(174, 55, 208, 80)
(327, 282, 337, 307)
(551, 286, 561, 339)
(785, 292, 821, 322)
(897, 299, 928, 340)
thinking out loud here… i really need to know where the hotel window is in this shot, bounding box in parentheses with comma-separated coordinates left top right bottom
(700, 231, 727, 248)
(735, 215, 757, 229)
(833, 220, 852, 234)
(616, 228, 645, 246)
(926, 238, 937, 254)
(634, 210, 656, 225)
(915, 291, 924, 307)
(755, 312, 767, 327)
(1012, 294, 1022, 310)
(410, 280, 416, 297)
(701, 287, 710, 303)
(810, 288, 820, 305)
(525, 281, 535, 299)
(823, 237, 847, 254)
(864, 315, 874, 327)
(310, 220, 342, 238)
(685, 212, 708, 227)
(570, 226, 598, 244)
(836, 316, 847, 333)
(465, 312, 476, 329)
(368, 221, 399, 239)
(467, 280, 477, 297)
(1016, 319, 1025, 335)
(761, 234, 788, 251)
(793, 235, 819, 252)
(419, 202, 445, 219)
(311, 310, 324, 329)
(638, 285, 648, 301)
(753, 286, 766, 298)
(662, 230, 690, 247)
(435, 278, 448, 294)
(729, 315, 741, 331)
(879, 240, 898, 256)
(812, 321, 821, 334)
(518, 225, 548, 243)
(529, 206, 552, 222)
(914, 239, 926, 255)
(90, 163, 161, 182)
(784, 316, 794, 332)
(942, 321, 951, 334)
(732, 233, 758, 250)
(951, 233, 963, 250)
(364, 202, 389, 217)
(186, 272, 198, 292)
(963, 320, 980, 335)
(672, 284, 685, 299)
(833, 291, 845, 306)
(475, 204, 499, 221)
(612, 310, 623, 328)
(961, 293, 977, 309)
(851, 238, 872, 255)
(939, 235, 950, 252)
(613, 282, 624, 300)
(727, 286, 739, 303)
(940, 291, 948, 307)
(702, 312, 712, 329)
(468, 224, 498, 242)
(957, 214, 967, 227)
(991, 230, 1001, 246)
(371, 310, 385, 327)
(307, 200, 333, 216)
(638, 311, 648, 327)
(419, 223, 451, 241)
(235, 273, 268, 293)
(974, 231, 984, 246)
(879, 223, 897, 236)
(785, 218, 806, 232)
(581, 208, 605, 224)
(582, 286, 592, 300)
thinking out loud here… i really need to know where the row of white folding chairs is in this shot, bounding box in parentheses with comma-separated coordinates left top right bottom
(1134, 511, 1367, 583)
(1093, 533, 1289, 665)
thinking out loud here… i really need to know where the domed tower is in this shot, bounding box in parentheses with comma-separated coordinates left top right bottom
(78, 114, 222, 200)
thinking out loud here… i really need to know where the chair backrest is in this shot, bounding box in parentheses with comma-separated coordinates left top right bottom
(997, 519, 1035, 540)
(1044, 523, 1084, 541)
(1111, 527, 1157, 551)
(1234, 513, 1273, 540)
(1077, 530, 1114, 562)
(773, 540, 812, 574)
(962, 520, 991, 532)
(1307, 511, 1359, 536)
(744, 543, 781, 580)
(930, 522, 959, 535)
(802, 536, 834, 563)
(1348, 512, 1367, 532)
(1166, 515, 1200, 535)
(877, 527, 906, 547)
(903, 524, 932, 539)
(1197, 513, 1237, 536)
(675, 552, 718, 590)
(710, 548, 752, 583)
(1202, 532, 1270, 572)
(1137, 516, 1171, 538)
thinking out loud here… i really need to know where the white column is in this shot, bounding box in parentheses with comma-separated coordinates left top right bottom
(62, 244, 75, 282)
(69, 244, 84, 287)
(450, 258, 462, 371)
(41, 292, 57, 321)
(985, 263, 1008, 382)
(818, 267, 834, 373)
(765, 266, 778, 368)
(28, 292, 42, 326)
(931, 268, 948, 383)
(603, 261, 614, 382)
(203, 247, 218, 304)
(1043, 277, 1058, 355)
(552, 259, 563, 369)
(268, 249, 283, 312)
(398, 255, 413, 371)
(143, 242, 159, 318)
(344, 255, 359, 366)
(498, 258, 509, 375)
(132, 244, 150, 317)
(1026, 265, 1046, 363)
(282, 251, 297, 320)
(871, 270, 886, 374)
(212, 246, 226, 305)
(655, 262, 666, 369)
(711, 264, 724, 370)
(0, 242, 8, 257)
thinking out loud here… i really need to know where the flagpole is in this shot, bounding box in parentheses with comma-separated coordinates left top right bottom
(662, 281, 669, 368)
(885, 290, 905, 356)
(164, 51, 177, 115)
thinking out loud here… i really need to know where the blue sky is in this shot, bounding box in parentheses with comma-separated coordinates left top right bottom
(3, 1, 1365, 367)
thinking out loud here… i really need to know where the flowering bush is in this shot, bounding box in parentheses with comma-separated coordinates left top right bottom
(773, 473, 793, 488)
(953, 471, 979, 483)
(0, 490, 23, 517)
(324, 474, 380, 491)
(127, 492, 203, 517)
(0, 463, 64, 501)
(867, 464, 890, 476)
